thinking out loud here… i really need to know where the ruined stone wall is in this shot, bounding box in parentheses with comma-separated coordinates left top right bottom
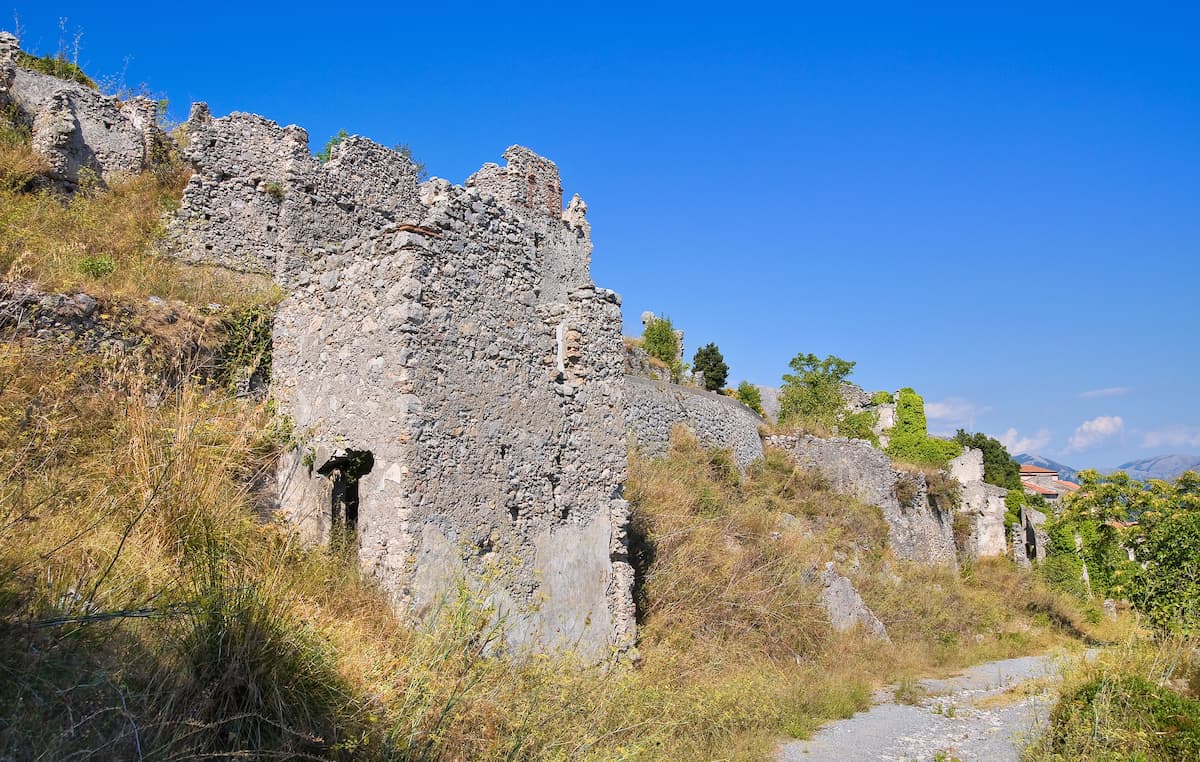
(949, 448, 1008, 559)
(1, 32, 161, 190)
(624, 376, 765, 469)
(271, 154, 633, 659)
(766, 434, 958, 567)
(165, 105, 425, 284)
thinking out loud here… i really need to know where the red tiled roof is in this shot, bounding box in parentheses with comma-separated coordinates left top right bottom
(1020, 464, 1056, 474)
(1052, 480, 1080, 492)
(1024, 482, 1057, 495)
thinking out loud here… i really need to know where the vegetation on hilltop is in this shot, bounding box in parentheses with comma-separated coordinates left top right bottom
(737, 380, 765, 416)
(692, 341, 729, 391)
(777, 352, 877, 443)
(883, 387, 962, 469)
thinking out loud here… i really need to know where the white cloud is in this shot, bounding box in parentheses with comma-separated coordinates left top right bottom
(1141, 425, 1200, 449)
(1079, 386, 1132, 399)
(1065, 415, 1124, 453)
(998, 427, 1052, 454)
(924, 398, 990, 429)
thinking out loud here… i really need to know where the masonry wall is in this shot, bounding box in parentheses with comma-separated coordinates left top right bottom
(165, 104, 425, 284)
(766, 434, 958, 566)
(1, 32, 161, 190)
(270, 149, 633, 659)
(624, 376, 766, 469)
(949, 448, 1008, 559)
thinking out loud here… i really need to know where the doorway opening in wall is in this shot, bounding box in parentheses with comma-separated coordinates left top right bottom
(318, 449, 374, 557)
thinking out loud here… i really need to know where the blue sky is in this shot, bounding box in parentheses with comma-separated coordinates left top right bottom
(10, 2, 1198, 469)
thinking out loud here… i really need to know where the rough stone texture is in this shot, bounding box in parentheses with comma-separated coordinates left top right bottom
(270, 149, 633, 660)
(1022, 506, 1048, 563)
(949, 448, 1009, 559)
(1013, 523, 1030, 568)
(623, 341, 661, 380)
(164, 104, 425, 285)
(756, 384, 781, 424)
(766, 434, 958, 567)
(839, 382, 871, 413)
(2, 34, 162, 190)
(873, 400, 896, 448)
(817, 563, 890, 642)
(624, 375, 765, 470)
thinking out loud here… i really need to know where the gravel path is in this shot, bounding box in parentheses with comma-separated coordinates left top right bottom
(777, 654, 1062, 762)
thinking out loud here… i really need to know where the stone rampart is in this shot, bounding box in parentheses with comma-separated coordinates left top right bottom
(624, 376, 765, 469)
(766, 434, 957, 566)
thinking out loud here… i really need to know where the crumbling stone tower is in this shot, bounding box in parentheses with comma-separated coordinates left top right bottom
(166, 110, 635, 658)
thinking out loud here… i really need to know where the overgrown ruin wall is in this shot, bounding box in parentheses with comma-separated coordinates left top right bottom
(252, 142, 634, 659)
(949, 448, 1008, 559)
(766, 434, 958, 566)
(0, 33, 162, 190)
(624, 376, 765, 469)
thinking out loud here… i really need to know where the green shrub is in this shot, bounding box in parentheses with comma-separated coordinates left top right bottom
(79, 254, 115, 278)
(839, 409, 879, 445)
(316, 129, 348, 163)
(15, 50, 97, 89)
(1038, 674, 1200, 759)
(692, 342, 729, 391)
(884, 388, 962, 468)
(778, 353, 854, 429)
(642, 316, 679, 366)
(870, 391, 893, 405)
(736, 381, 764, 416)
(263, 181, 285, 200)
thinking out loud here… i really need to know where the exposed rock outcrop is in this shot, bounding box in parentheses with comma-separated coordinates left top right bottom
(1, 33, 163, 190)
(767, 434, 957, 567)
(817, 563, 890, 642)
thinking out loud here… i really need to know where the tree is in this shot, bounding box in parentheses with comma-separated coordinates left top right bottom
(642, 316, 678, 366)
(953, 430, 1021, 489)
(736, 381, 764, 416)
(778, 353, 855, 428)
(692, 343, 728, 391)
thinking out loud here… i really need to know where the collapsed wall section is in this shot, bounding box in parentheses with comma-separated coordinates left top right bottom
(0, 32, 162, 189)
(165, 104, 424, 283)
(271, 151, 633, 659)
(766, 434, 958, 566)
(948, 448, 1008, 559)
(624, 376, 765, 470)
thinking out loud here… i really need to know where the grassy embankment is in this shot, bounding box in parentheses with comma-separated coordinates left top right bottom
(0, 107, 1116, 760)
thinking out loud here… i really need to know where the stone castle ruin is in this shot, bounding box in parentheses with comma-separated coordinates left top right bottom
(164, 103, 634, 658)
(3, 30, 1046, 657)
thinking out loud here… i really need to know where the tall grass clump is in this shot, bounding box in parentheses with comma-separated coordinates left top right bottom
(1027, 635, 1200, 761)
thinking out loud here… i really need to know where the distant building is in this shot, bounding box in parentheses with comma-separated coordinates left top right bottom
(1020, 464, 1080, 504)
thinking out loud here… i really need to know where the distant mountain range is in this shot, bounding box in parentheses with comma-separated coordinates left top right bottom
(1108, 454, 1200, 482)
(1014, 453, 1200, 484)
(1014, 454, 1080, 484)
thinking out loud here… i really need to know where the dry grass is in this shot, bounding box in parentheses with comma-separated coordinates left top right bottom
(0, 147, 275, 308)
